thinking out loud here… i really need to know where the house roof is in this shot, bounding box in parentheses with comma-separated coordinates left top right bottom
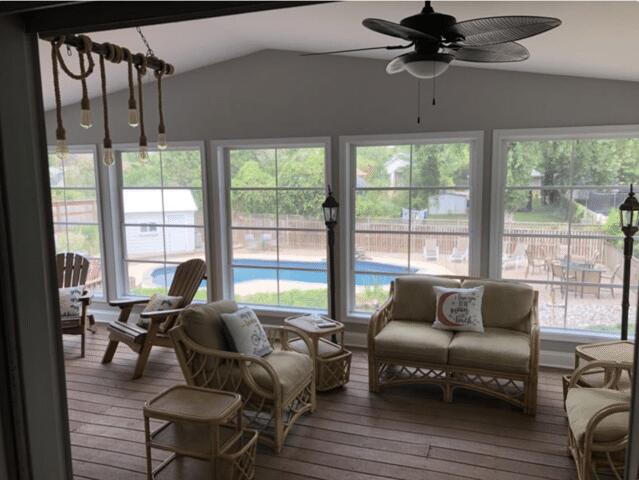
(123, 189, 197, 213)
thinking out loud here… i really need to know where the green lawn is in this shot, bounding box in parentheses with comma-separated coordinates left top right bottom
(236, 288, 328, 310)
(129, 286, 208, 301)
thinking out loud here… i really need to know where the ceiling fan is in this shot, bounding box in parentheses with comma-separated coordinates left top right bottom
(304, 1, 561, 79)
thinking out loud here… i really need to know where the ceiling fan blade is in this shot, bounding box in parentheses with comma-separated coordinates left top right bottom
(447, 42, 529, 62)
(363, 18, 439, 43)
(301, 44, 412, 57)
(447, 16, 561, 46)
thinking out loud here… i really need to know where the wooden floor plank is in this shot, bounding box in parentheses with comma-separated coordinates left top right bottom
(64, 326, 576, 479)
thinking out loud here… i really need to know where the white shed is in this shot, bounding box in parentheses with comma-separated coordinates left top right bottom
(123, 189, 198, 257)
(428, 192, 468, 215)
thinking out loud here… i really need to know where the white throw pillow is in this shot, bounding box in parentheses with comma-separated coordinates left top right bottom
(432, 286, 484, 332)
(59, 286, 84, 317)
(136, 294, 183, 329)
(221, 307, 273, 357)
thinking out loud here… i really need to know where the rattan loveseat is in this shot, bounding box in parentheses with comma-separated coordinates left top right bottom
(368, 275, 539, 414)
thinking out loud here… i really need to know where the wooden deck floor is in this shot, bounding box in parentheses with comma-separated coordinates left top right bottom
(64, 326, 576, 480)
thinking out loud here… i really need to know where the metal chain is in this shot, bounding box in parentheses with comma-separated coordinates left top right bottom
(135, 26, 155, 58)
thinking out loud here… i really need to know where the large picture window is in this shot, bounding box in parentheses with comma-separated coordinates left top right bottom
(492, 127, 639, 333)
(117, 146, 207, 300)
(343, 133, 483, 313)
(48, 147, 104, 295)
(223, 141, 329, 310)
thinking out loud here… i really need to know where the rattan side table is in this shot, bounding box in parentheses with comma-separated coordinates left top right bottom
(144, 385, 257, 480)
(284, 315, 352, 391)
(562, 340, 634, 400)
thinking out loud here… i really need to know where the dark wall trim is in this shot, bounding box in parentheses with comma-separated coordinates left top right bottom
(24, 1, 329, 36)
(0, 14, 72, 479)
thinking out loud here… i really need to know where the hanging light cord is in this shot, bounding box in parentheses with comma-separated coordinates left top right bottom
(136, 57, 148, 148)
(155, 67, 166, 136)
(51, 38, 65, 143)
(54, 35, 94, 80)
(99, 55, 111, 151)
(123, 47, 137, 112)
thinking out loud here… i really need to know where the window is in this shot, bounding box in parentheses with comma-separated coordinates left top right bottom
(48, 147, 104, 296)
(222, 141, 329, 310)
(117, 146, 207, 300)
(492, 127, 639, 334)
(343, 133, 483, 313)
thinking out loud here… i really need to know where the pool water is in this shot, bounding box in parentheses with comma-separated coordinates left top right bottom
(152, 260, 414, 288)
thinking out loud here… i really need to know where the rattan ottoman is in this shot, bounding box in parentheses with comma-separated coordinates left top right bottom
(144, 385, 257, 480)
(285, 315, 352, 391)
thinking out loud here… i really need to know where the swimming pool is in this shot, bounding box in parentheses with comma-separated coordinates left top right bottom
(152, 260, 414, 288)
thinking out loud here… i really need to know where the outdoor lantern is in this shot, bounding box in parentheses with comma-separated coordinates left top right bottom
(618, 184, 639, 341)
(619, 184, 639, 235)
(322, 187, 339, 226)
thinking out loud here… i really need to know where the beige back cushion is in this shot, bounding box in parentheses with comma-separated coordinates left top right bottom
(391, 275, 461, 322)
(178, 300, 238, 351)
(461, 279, 534, 332)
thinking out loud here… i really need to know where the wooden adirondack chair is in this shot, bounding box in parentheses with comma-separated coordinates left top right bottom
(56, 252, 93, 357)
(101, 258, 207, 379)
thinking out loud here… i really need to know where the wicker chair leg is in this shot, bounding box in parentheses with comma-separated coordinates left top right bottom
(369, 360, 380, 393)
(273, 408, 284, 454)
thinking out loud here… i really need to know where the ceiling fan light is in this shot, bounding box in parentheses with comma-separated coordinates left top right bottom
(404, 58, 450, 79)
(389, 52, 453, 79)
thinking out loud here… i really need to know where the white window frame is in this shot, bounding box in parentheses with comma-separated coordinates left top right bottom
(490, 125, 639, 339)
(340, 131, 484, 321)
(48, 144, 108, 300)
(210, 137, 332, 316)
(107, 141, 210, 300)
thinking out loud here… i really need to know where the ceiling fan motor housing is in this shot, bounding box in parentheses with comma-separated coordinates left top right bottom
(400, 12, 460, 44)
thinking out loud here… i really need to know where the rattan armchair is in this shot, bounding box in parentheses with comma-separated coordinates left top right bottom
(169, 301, 316, 453)
(565, 360, 632, 480)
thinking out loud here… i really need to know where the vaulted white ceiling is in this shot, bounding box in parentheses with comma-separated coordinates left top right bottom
(39, 1, 639, 110)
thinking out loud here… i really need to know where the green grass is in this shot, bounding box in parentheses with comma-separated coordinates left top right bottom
(580, 323, 634, 335)
(236, 288, 328, 310)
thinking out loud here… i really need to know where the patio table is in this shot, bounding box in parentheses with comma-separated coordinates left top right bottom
(558, 259, 606, 298)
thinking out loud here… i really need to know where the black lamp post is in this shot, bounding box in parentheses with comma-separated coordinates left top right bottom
(618, 185, 639, 341)
(322, 186, 339, 328)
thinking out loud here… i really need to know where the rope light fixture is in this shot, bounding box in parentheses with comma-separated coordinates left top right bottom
(46, 31, 174, 165)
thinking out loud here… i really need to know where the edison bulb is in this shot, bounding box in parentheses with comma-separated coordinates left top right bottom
(103, 148, 114, 166)
(139, 145, 149, 162)
(80, 108, 93, 129)
(128, 108, 139, 127)
(158, 133, 167, 150)
(56, 139, 68, 159)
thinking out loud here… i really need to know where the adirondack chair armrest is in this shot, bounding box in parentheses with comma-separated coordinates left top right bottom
(109, 297, 150, 308)
(78, 293, 92, 305)
(139, 308, 185, 320)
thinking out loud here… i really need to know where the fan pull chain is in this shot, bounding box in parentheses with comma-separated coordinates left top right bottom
(416, 79, 421, 125)
(432, 62, 437, 106)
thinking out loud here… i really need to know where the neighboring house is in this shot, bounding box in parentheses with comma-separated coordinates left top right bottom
(123, 189, 197, 256)
(384, 154, 409, 187)
(428, 192, 469, 215)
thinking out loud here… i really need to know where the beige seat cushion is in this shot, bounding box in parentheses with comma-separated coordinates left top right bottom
(248, 350, 313, 400)
(566, 388, 630, 445)
(462, 279, 534, 332)
(374, 321, 453, 364)
(288, 337, 341, 358)
(391, 275, 461, 323)
(448, 327, 531, 374)
(178, 300, 238, 351)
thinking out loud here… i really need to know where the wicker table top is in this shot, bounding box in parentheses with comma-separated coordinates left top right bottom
(284, 315, 344, 336)
(144, 385, 241, 423)
(576, 340, 635, 364)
